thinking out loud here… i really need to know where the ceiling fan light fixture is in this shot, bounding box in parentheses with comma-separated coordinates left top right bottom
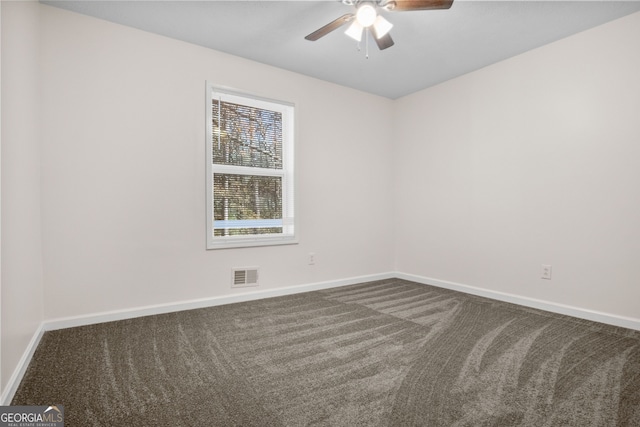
(372, 15, 393, 39)
(356, 4, 377, 27)
(345, 20, 364, 41)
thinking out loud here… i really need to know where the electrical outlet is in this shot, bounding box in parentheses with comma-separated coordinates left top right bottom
(308, 252, 316, 265)
(541, 264, 552, 280)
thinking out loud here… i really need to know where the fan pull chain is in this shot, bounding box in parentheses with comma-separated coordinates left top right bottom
(365, 28, 370, 59)
(354, 29, 370, 59)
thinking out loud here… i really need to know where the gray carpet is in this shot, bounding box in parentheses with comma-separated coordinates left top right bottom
(12, 279, 640, 426)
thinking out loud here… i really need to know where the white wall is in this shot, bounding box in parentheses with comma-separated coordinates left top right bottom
(394, 11, 640, 319)
(38, 5, 395, 320)
(1, 1, 45, 394)
(3, 0, 640, 400)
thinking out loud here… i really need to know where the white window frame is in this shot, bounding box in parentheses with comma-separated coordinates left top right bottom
(206, 83, 296, 249)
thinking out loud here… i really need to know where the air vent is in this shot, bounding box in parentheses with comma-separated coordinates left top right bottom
(232, 267, 259, 288)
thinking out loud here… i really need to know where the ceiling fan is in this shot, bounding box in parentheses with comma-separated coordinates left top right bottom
(305, 0, 454, 51)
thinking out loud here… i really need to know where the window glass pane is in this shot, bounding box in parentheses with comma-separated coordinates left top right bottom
(213, 174, 283, 236)
(212, 100, 283, 169)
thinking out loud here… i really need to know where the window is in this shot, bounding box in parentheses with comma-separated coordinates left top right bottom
(206, 84, 295, 249)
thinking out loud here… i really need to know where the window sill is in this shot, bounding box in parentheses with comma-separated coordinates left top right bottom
(206, 236, 298, 250)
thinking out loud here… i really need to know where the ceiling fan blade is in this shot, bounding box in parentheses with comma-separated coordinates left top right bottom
(389, 0, 453, 11)
(375, 33, 395, 50)
(305, 14, 354, 41)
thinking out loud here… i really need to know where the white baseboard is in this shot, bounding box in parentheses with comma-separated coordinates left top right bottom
(43, 272, 395, 332)
(396, 272, 640, 331)
(5, 270, 639, 405)
(0, 324, 45, 405)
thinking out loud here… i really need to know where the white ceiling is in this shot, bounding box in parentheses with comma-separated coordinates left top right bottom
(43, 0, 640, 99)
